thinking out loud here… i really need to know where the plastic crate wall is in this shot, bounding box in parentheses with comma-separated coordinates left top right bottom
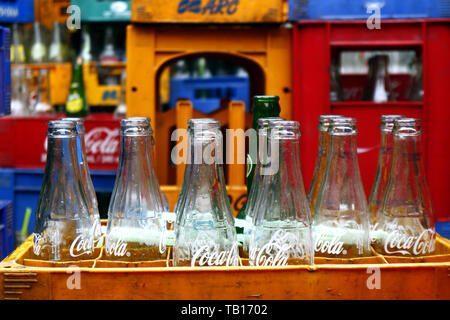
(0, 200, 14, 260)
(0, 0, 35, 23)
(71, 0, 131, 22)
(169, 76, 250, 113)
(289, 0, 450, 21)
(0, 168, 116, 236)
(0, 26, 11, 116)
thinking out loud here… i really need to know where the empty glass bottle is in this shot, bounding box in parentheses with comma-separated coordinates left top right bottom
(368, 115, 404, 234)
(235, 117, 284, 258)
(373, 118, 435, 256)
(363, 55, 393, 103)
(173, 119, 239, 267)
(314, 117, 371, 258)
(105, 118, 166, 261)
(10, 24, 26, 64)
(60, 117, 101, 243)
(30, 22, 47, 63)
(249, 121, 313, 266)
(308, 115, 344, 218)
(33, 120, 96, 261)
(49, 22, 67, 63)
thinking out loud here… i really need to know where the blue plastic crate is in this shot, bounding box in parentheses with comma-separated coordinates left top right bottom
(0, 200, 13, 260)
(0, 0, 35, 23)
(169, 76, 250, 113)
(0, 168, 116, 236)
(289, 0, 450, 21)
(436, 222, 450, 240)
(0, 26, 11, 116)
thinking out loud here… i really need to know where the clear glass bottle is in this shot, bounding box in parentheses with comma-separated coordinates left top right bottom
(173, 119, 239, 267)
(10, 24, 26, 64)
(30, 22, 47, 63)
(49, 22, 66, 63)
(363, 55, 393, 103)
(236, 117, 284, 258)
(60, 117, 101, 243)
(105, 118, 166, 261)
(33, 120, 96, 261)
(373, 118, 435, 256)
(249, 121, 313, 266)
(308, 115, 344, 218)
(314, 117, 371, 258)
(368, 115, 404, 234)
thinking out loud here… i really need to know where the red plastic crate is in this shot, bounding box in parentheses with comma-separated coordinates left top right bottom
(0, 113, 121, 171)
(292, 19, 450, 222)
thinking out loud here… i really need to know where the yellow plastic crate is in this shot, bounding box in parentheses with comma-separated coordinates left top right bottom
(1, 231, 449, 300)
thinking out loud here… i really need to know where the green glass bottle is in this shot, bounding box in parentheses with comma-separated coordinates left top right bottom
(236, 96, 281, 240)
(65, 57, 88, 117)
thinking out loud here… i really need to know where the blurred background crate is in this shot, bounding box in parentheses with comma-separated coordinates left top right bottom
(0, 0, 35, 24)
(0, 26, 11, 116)
(72, 0, 131, 22)
(0, 200, 14, 260)
(289, 0, 450, 21)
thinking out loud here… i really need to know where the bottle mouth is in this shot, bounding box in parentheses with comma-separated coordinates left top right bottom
(120, 117, 151, 136)
(257, 117, 285, 129)
(269, 120, 300, 140)
(329, 117, 358, 135)
(188, 118, 221, 130)
(394, 118, 422, 136)
(318, 115, 344, 132)
(47, 120, 77, 138)
(380, 115, 405, 132)
(60, 117, 86, 134)
(253, 95, 279, 102)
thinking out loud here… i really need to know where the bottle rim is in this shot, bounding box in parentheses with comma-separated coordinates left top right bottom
(269, 120, 301, 139)
(394, 118, 422, 136)
(329, 117, 358, 135)
(318, 115, 344, 131)
(380, 115, 405, 132)
(257, 117, 285, 128)
(47, 120, 77, 138)
(120, 118, 151, 136)
(253, 95, 280, 102)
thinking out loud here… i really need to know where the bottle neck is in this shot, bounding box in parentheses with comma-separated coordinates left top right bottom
(252, 102, 281, 129)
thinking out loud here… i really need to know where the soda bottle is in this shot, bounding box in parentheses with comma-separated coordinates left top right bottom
(60, 117, 101, 244)
(313, 117, 371, 258)
(235, 116, 284, 258)
(368, 115, 404, 234)
(173, 119, 239, 267)
(33, 120, 96, 261)
(308, 115, 343, 218)
(99, 26, 120, 85)
(105, 118, 166, 261)
(80, 25, 92, 63)
(373, 118, 435, 256)
(65, 56, 88, 117)
(49, 22, 67, 63)
(236, 96, 281, 237)
(363, 55, 393, 103)
(249, 121, 313, 266)
(10, 24, 26, 64)
(30, 22, 47, 63)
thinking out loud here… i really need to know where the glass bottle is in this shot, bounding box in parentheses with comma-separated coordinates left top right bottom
(10, 24, 26, 64)
(235, 116, 284, 258)
(373, 118, 435, 256)
(80, 25, 92, 63)
(66, 56, 88, 117)
(105, 118, 166, 261)
(173, 119, 239, 267)
(362, 55, 392, 103)
(368, 115, 404, 234)
(314, 117, 371, 258)
(308, 115, 344, 218)
(30, 22, 47, 63)
(99, 26, 120, 85)
(49, 22, 66, 63)
(249, 121, 313, 266)
(32, 68, 53, 114)
(11, 67, 29, 116)
(330, 56, 344, 101)
(114, 70, 127, 117)
(60, 117, 101, 243)
(33, 120, 96, 261)
(236, 96, 281, 228)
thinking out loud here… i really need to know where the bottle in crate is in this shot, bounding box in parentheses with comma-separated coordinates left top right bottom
(372, 118, 435, 256)
(308, 115, 343, 218)
(105, 118, 167, 262)
(33, 120, 97, 261)
(173, 119, 239, 267)
(249, 120, 313, 266)
(368, 115, 404, 235)
(235, 116, 284, 259)
(60, 117, 101, 244)
(66, 56, 88, 117)
(313, 117, 371, 258)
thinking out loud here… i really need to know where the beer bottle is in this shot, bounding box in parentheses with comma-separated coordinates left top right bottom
(105, 118, 166, 262)
(65, 56, 88, 117)
(313, 117, 371, 258)
(373, 118, 435, 256)
(173, 119, 239, 267)
(33, 120, 97, 261)
(368, 115, 404, 234)
(249, 120, 313, 266)
(236, 96, 281, 223)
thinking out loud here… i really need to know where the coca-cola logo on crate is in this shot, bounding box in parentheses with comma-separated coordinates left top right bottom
(42, 127, 120, 165)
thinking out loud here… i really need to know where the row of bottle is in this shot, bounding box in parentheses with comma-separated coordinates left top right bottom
(31, 96, 435, 265)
